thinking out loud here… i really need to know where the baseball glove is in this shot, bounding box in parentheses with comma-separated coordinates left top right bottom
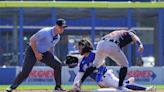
(65, 55, 78, 68)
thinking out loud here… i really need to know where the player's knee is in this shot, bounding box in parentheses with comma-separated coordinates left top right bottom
(123, 64, 128, 67)
(53, 61, 62, 70)
(121, 62, 129, 67)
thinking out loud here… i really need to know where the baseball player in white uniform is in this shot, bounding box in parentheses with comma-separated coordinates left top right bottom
(96, 66, 155, 91)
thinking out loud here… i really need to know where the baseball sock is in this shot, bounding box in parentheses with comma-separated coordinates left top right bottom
(119, 67, 127, 87)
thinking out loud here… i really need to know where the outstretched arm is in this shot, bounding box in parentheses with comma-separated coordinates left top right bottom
(72, 72, 84, 91)
(81, 66, 96, 83)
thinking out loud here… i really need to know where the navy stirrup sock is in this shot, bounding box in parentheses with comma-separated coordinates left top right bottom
(119, 67, 127, 87)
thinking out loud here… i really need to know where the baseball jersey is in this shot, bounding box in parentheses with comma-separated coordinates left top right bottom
(103, 30, 133, 48)
(32, 27, 60, 53)
(79, 52, 95, 72)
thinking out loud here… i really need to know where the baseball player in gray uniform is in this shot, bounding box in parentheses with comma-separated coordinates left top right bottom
(6, 18, 68, 92)
(93, 29, 144, 91)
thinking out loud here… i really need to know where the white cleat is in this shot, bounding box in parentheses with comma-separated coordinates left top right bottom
(146, 86, 156, 92)
(128, 77, 135, 83)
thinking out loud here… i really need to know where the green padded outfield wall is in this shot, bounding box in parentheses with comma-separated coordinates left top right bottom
(0, 1, 164, 8)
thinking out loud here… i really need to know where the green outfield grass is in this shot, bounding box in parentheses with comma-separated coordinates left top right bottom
(0, 85, 164, 91)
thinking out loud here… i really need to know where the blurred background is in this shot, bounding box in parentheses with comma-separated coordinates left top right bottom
(0, 0, 164, 86)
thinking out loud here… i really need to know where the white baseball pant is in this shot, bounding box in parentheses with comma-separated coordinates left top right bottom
(93, 40, 128, 68)
(97, 69, 119, 88)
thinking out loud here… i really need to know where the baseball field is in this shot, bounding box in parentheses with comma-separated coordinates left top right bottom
(0, 85, 164, 92)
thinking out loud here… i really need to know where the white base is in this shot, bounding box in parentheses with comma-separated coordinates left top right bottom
(92, 88, 123, 92)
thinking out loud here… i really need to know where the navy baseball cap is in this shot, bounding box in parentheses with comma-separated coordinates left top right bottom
(56, 18, 68, 28)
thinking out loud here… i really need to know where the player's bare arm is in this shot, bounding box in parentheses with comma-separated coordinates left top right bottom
(30, 35, 43, 61)
(131, 33, 144, 54)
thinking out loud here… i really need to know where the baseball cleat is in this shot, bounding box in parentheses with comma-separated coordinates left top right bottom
(146, 86, 156, 92)
(128, 77, 135, 83)
(54, 86, 66, 92)
(6, 87, 13, 92)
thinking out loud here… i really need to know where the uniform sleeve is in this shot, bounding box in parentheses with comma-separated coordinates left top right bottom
(79, 60, 93, 72)
(32, 30, 47, 41)
(79, 62, 85, 72)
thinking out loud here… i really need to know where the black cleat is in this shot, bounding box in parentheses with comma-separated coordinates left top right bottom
(6, 87, 13, 92)
(54, 86, 66, 92)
